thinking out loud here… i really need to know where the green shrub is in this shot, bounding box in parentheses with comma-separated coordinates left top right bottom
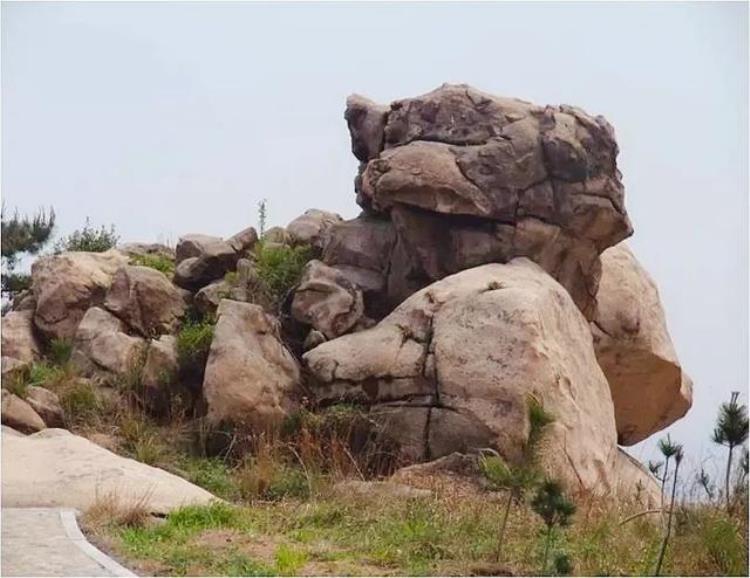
(48, 338, 73, 365)
(55, 217, 119, 253)
(253, 241, 312, 304)
(274, 543, 308, 575)
(176, 320, 215, 377)
(130, 253, 175, 276)
(60, 380, 103, 425)
(176, 456, 238, 500)
(703, 517, 745, 575)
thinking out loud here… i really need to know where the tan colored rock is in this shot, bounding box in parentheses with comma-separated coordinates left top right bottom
(292, 260, 364, 339)
(141, 335, 179, 412)
(31, 250, 129, 341)
(332, 480, 432, 500)
(338, 84, 633, 319)
(173, 236, 239, 290)
(1, 390, 45, 434)
(305, 259, 624, 493)
(227, 226, 259, 255)
(175, 234, 223, 263)
(287, 209, 343, 249)
(1, 428, 217, 514)
(118, 242, 175, 261)
(263, 226, 292, 245)
(1, 310, 40, 364)
(593, 243, 692, 445)
(25, 386, 64, 428)
(71, 307, 146, 378)
(203, 300, 300, 429)
(104, 265, 185, 336)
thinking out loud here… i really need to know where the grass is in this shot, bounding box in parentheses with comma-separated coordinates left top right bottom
(252, 241, 313, 306)
(86, 491, 749, 577)
(130, 253, 176, 276)
(176, 318, 215, 378)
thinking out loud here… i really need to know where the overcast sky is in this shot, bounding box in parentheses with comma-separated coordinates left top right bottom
(2, 1, 747, 475)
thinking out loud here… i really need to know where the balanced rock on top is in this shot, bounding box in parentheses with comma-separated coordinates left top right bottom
(326, 84, 633, 319)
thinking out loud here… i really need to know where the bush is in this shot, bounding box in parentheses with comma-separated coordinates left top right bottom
(48, 338, 73, 365)
(55, 218, 119, 253)
(253, 241, 312, 305)
(130, 253, 175, 276)
(176, 319, 215, 378)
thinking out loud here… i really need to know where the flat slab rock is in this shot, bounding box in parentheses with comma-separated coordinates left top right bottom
(1, 428, 217, 515)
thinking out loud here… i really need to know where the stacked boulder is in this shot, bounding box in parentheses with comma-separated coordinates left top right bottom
(292, 84, 691, 497)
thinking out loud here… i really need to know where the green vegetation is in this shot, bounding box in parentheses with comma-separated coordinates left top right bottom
(253, 241, 312, 305)
(176, 319, 215, 378)
(257, 199, 268, 239)
(54, 217, 119, 253)
(1, 206, 55, 302)
(48, 338, 73, 365)
(712, 392, 749, 511)
(130, 253, 176, 276)
(655, 444, 684, 575)
(531, 479, 577, 574)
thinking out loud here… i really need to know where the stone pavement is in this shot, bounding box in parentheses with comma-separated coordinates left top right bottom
(1, 508, 136, 577)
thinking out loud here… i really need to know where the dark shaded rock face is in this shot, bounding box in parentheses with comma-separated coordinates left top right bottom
(330, 84, 633, 319)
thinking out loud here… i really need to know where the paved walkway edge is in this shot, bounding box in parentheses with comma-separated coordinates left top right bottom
(59, 509, 136, 577)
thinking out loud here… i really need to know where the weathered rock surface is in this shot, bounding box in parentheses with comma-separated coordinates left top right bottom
(305, 259, 623, 493)
(1, 390, 46, 433)
(1, 428, 217, 514)
(332, 84, 633, 318)
(292, 260, 364, 339)
(71, 307, 146, 378)
(118, 242, 175, 261)
(1, 310, 40, 365)
(226, 226, 259, 255)
(141, 335, 179, 412)
(593, 244, 693, 445)
(31, 250, 129, 341)
(287, 209, 343, 248)
(25, 386, 65, 428)
(104, 265, 185, 336)
(173, 235, 238, 290)
(203, 300, 300, 429)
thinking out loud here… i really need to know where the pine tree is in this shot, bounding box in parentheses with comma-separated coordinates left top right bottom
(654, 444, 683, 576)
(531, 479, 576, 574)
(1, 206, 55, 302)
(711, 392, 749, 511)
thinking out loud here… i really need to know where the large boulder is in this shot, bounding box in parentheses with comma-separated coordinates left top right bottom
(287, 209, 343, 248)
(71, 307, 146, 379)
(304, 259, 633, 494)
(173, 234, 238, 290)
(1, 428, 216, 514)
(104, 265, 185, 336)
(593, 244, 693, 445)
(291, 260, 364, 339)
(203, 300, 300, 429)
(1, 390, 46, 434)
(334, 84, 633, 318)
(31, 250, 129, 341)
(1, 310, 40, 365)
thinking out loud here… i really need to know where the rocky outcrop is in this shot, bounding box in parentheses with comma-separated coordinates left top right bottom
(593, 244, 693, 445)
(203, 300, 300, 429)
(1, 390, 46, 433)
(31, 250, 129, 341)
(1, 428, 217, 514)
(71, 307, 146, 379)
(1, 310, 40, 365)
(328, 84, 633, 319)
(291, 260, 364, 339)
(305, 259, 623, 493)
(287, 209, 343, 248)
(104, 265, 185, 336)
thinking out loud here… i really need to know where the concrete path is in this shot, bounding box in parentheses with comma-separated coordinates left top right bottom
(1, 508, 136, 577)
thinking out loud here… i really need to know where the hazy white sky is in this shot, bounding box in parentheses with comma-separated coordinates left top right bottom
(2, 1, 747, 474)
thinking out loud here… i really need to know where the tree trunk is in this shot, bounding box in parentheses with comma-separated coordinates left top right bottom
(495, 491, 513, 562)
(725, 444, 734, 512)
(654, 459, 681, 576)
(660, 457, 670, 513)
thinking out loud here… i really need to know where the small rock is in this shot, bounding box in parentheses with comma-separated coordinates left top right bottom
(1, 310, 40, 365)
(286, 209, 343, 249)
(25, 386, 64, 428)
(226, 226, 258, 255)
